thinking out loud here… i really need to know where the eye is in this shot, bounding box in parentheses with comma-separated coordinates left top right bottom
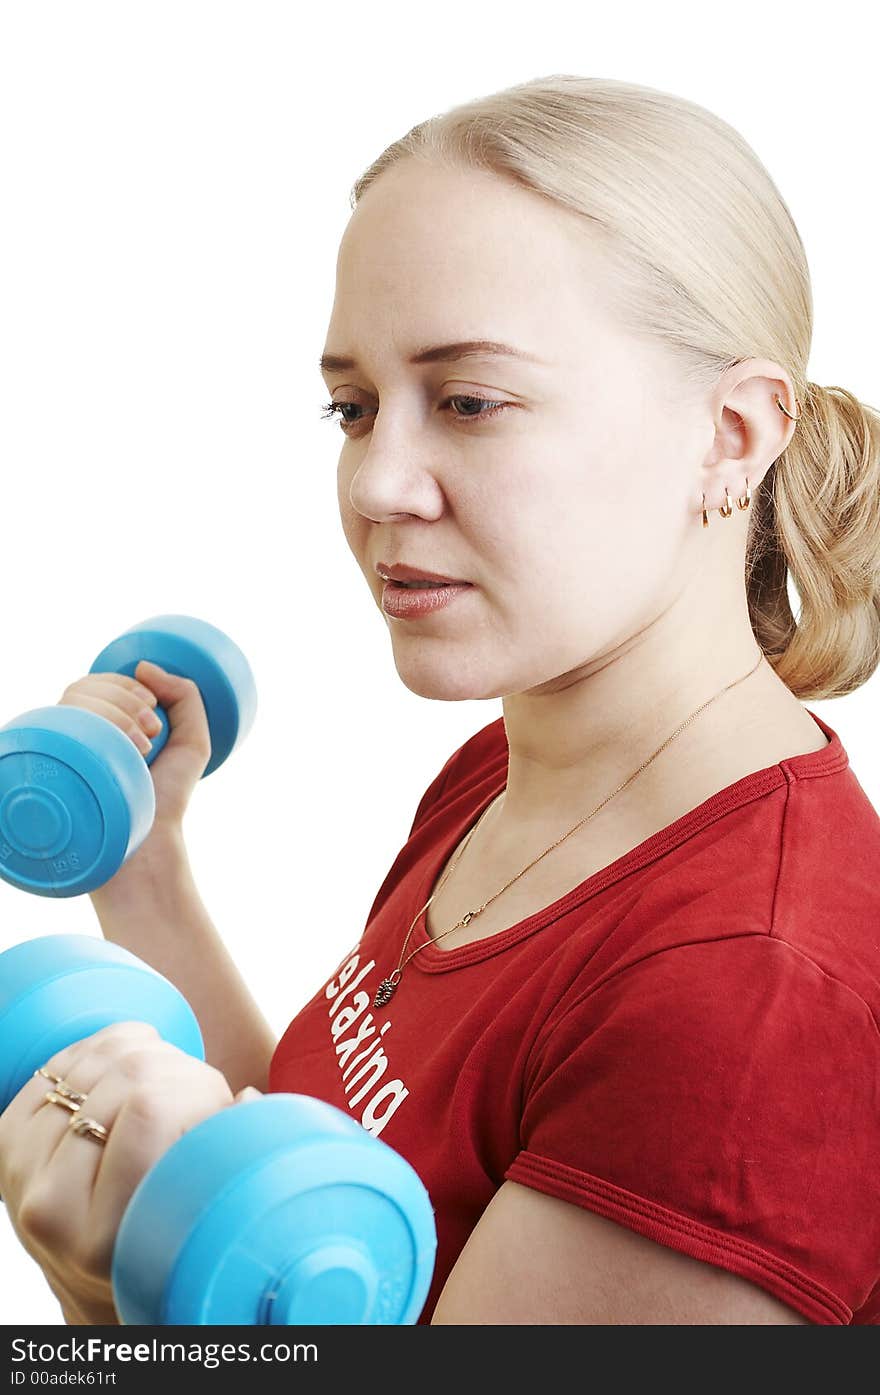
(318, 394, 512, 432)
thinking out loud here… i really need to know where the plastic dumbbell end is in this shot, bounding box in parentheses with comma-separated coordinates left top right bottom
(0, 934, 205, 1116)
(0, 614, 257, 897)
(0, 935, 437, 1326)
(0, 706, 157, 897)
(113, 1094, 437, 1325)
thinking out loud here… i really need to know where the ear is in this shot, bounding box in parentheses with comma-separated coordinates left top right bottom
(701, 358, 800, 509)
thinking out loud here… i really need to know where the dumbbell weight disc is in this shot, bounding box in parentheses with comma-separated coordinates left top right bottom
(0, 708, 156, 897)
(89, 615, 258, 777)
(113, 1093, 437, 1326)
(0, 934, 205, 1115)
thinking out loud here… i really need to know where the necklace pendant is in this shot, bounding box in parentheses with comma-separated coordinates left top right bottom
(373, 977, 397, 1008)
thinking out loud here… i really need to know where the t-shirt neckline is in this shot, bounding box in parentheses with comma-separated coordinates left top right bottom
(407, 707, 846, 973)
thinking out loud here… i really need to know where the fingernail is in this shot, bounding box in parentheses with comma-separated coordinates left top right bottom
(139, 708, 162, 734)
(134, 730, 152, 755)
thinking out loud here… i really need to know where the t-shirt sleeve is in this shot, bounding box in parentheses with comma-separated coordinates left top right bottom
(504, 935, 880, 1325)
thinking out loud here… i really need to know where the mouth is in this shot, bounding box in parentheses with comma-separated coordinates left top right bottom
(386, 579, 464, 590)
(376, 561, 472, 588)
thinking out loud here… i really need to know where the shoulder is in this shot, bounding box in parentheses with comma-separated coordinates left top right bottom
(524, 933, 878, 1101)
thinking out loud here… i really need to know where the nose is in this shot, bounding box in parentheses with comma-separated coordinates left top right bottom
(347, 439, 446, 526)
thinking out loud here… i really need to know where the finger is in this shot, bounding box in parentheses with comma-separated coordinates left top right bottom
(62, 674, 159, 711)
(15, 1043, 228, 1277)
(61, 693, 156, 754)
(63, 678, 162, 734)
(77, 677, 159, 719)
(41, 1037, 221, 1174)
(36, 1048, 233, 1277)
(230, 1086, 263, 1105)
(0, 1023, 162, 1243)
(1, 1022, 162, 1134)
(11, 1034, 216, 1218)
(7, 1026, 164, 1196)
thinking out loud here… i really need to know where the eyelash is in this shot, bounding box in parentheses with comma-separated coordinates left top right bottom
(319, 394, 511, 432)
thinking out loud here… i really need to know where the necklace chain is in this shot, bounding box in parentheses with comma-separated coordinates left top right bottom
(372, 650, 765, 1008)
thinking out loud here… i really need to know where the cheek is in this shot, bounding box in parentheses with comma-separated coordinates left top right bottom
(493, 454, 620, 576)
(491, 452, 669, 626)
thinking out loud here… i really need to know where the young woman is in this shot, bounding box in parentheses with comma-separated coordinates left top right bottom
(2, 74, 879, 1326)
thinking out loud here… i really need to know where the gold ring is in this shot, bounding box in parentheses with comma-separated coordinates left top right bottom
(50, 1082, 88, 1105)
(35, 1067, 65, 1086)
(68, 1115, 109, 1146)
(43, 1090, 81, 1116)
(35, 1070, 88, 1106)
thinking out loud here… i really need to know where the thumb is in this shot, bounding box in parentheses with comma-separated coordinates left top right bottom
(134, 659, 210, 748)
(231, 1086, 263, 1105)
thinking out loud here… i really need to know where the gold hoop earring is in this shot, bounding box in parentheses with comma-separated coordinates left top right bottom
(775, 393, 802, 421)
(701, 387, 800, 528)
(702, 479, 751, 525)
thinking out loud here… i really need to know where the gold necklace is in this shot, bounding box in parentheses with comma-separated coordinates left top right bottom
(372, 649, 765, 1008)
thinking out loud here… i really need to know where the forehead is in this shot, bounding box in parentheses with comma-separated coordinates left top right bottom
(325, 161, 612, 359)
(338, 162, 596, 286)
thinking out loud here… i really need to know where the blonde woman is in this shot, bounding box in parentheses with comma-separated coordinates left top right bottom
(2, 75, 879, 1326)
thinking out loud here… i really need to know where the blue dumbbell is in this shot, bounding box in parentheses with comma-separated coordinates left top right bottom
(0, 615, 257, 897)
(0, 935, 436, 1325)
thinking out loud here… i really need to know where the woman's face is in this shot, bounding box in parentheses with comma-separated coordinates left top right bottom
(321, 159, 705, 702)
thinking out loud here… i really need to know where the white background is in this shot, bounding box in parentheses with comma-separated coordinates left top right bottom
(1, 0, 877, 1325)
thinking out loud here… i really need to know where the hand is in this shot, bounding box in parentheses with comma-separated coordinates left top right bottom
(58, 662, 212, 831)
(0, 1022, 259, 1322)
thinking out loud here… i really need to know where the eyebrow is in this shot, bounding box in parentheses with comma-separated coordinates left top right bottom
(319, 339, 548, 375)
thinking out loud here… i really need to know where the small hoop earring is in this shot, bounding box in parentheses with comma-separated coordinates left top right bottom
(736, 477, 751, 510)
(719, 485, 733, 519)
(701, 493, 709, 528)
(775, 393, 802, 421)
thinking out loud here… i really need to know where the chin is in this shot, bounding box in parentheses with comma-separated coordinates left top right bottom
(389, 654, 503, 704)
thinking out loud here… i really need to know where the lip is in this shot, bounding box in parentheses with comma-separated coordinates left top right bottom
(381, 578, 473, 620)
(376, 561, 471, 585)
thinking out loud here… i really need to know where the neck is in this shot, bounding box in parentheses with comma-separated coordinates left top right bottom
(495, 628, 803, 832)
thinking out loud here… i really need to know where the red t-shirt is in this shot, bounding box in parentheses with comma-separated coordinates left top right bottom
(269, 707, 880, 1325)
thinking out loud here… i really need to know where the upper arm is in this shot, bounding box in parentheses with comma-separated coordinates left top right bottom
(430, 1181, 809, 1325)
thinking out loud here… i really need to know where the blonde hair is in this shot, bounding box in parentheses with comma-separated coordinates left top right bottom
(349, 74, 880, 701)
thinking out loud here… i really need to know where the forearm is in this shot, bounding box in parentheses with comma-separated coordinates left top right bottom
(42, 1266, 119, 1326)
(89, 823, 277, 1096)
(60, 1293, 119, 1326)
